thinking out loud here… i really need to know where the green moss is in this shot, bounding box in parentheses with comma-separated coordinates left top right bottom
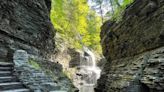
(111, 0, 134, 22)
(28, 59, 41, 70)
(63, 68, 77, 81)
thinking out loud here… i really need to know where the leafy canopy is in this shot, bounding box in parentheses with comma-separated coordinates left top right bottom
(51, 0, 102, 53)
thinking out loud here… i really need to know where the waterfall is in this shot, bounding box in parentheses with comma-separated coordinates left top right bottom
(77, 47, 101, 92)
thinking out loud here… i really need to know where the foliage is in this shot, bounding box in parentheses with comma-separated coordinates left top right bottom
(92, 0, 134, 22)
(111, 0, 134, 22)
(28, 59, 41, 70)
(50, 0, 134, 53)
(51, 0, 102, 53)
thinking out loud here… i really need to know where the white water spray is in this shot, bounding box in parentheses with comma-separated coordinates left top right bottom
(76, 47, 101, 92)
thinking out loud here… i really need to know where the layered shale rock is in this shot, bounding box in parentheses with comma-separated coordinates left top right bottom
(13, 50, 76, 92)
(0, 0, 55, 58)
(0, 0, 76, 91)
(96, 0, 164, 92)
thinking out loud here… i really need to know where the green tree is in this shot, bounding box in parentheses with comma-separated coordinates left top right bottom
(51, 0, 102, 53)
(91, 0, 134, 22)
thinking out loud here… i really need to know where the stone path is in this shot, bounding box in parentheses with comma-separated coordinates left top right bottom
(0, 59, 30, 92)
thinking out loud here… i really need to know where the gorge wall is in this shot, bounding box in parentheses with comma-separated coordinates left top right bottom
(96, 0, 164, 92)
(0, 0, 76, 91)
(0, 0, 55, 59)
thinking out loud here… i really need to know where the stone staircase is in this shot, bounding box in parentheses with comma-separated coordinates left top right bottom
(0, 60, 31, 92)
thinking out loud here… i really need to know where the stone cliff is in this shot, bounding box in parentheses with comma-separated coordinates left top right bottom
(96, 0, 164, 92)
(0, 0, 55, 58)
(0, 0, 76, 91)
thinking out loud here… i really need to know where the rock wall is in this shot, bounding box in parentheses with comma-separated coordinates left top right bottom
(0, 0, 77, 92)
(13, 50, 76, 92)
(96, 0, 164, 92)
(0, 0, 55, 59)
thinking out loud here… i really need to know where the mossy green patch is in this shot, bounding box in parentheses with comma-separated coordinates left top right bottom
(28, 59, 41, 70)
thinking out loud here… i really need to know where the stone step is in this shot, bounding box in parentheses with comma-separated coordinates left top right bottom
(50, 90, 67, 92)
(1, 88, 30, 92)
(0, 76, 18, 83)
(0, 67, 12, 71)
(0, 71, 11, 73)
(0, 76, 13, 79)
(0, 71, 12, 77)
(42, 82, 57, 85)
(0, 62, 13, 67)
(0, 82, 24, 90)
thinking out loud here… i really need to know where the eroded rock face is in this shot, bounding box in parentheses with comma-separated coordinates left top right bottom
(96, 0, 164, 92)
(0, 0, 55, 58)
(13, 50, 64, 91)
(100, 0, 164, 61)
(0, 0, 76, 91)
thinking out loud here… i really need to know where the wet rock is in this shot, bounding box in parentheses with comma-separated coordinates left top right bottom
(96, 0, 164, 92)
(13, 50, 28, 67)
(13, 50, 74, 91)
(67, 48, 81, 68)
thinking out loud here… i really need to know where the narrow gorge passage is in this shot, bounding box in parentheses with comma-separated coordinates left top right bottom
(0, 0, 163, 92)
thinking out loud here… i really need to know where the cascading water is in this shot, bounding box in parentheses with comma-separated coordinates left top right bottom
(75, 47, 101, 92)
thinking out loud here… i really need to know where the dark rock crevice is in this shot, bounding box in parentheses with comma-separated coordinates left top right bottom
(0, 29, 33, 47)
